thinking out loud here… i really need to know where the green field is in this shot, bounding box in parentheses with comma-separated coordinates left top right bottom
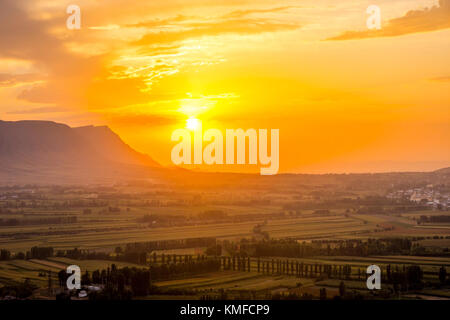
(0, 213, 394, 252)
(1, 183, 449, 300)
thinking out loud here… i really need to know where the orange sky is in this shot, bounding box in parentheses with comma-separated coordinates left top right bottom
(0, 0, 449, 173)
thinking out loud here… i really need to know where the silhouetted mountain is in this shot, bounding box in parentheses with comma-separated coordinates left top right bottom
(0, 120, 160, 184)
(73, 125, 159, 168)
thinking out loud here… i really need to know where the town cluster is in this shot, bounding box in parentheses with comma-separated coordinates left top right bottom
(387, 185, 450, 210)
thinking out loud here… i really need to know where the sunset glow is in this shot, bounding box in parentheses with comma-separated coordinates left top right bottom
(1, 0, 450, 305)
(1, 0, 449, 173)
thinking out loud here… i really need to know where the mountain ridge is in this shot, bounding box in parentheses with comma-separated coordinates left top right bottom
(0, 120, 161, 184)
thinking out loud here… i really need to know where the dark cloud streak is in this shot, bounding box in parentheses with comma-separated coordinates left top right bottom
(134, 18, 300, 46)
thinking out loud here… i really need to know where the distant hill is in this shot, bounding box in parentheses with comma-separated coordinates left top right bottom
(0, 120, 161, 184)
(0, 119, 448, 186)
(434, 167, 450, 174)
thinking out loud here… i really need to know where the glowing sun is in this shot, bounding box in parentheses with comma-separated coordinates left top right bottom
(186, 117, 201, 131)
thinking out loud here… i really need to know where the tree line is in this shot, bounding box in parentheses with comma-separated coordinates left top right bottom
(222, 255, 448, 290)
(57, 258, 221, 300)
(0, 246, 54, 260)
(419, 215, 450, 223)
(0, 216, 77, 226)
(236, 238, 413, 258)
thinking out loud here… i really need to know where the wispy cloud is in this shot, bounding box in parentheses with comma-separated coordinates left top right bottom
(126, 6, 297, 29)
(6, 106, 68, 115)
(429, 76, 450, 83)
(0, 73, 43, 87)
(222, 6, 299, 19)
(104, 113, 181, 127)
(327, 0, 450, 40)
(134, 18, 300, 46)
(131, 6, 301, 47)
